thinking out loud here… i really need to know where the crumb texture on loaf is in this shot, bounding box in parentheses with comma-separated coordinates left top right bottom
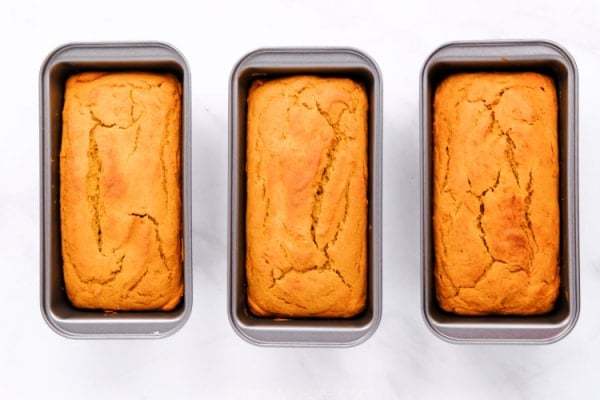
(433, 72, 560, 316)
(246, 75, 368, 318)
(60, 71, 183, 311)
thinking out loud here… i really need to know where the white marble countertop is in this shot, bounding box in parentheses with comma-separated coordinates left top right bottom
(2, 0, 599, 398)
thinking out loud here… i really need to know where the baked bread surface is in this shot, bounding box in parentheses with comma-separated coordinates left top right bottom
(246, 75, 368, 318)
(433, 72, 560, 315)
(60, 71, 183, 311)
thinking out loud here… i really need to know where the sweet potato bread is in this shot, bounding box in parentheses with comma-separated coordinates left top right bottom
(60, 71, 183, 311)
(433, 72, 560, 315)
(246, 75, 368, 318)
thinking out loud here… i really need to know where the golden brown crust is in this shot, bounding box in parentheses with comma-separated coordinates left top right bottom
(246, 75, 368, 318)
(60, 71, 183, 311)
(433, 72, 560, 316)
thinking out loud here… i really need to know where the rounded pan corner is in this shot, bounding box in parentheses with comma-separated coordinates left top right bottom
(420, 40, 455, 76)
(420, 318, 461, 345)
(350, 310, 383, 348)
(39, 43, 68, 82)
(531, 39, 579, 72)
(163, 298, 194, 339)
(226, 314, 266, 348)
(546, 285, 581, 345)
(39, 300, 74, 340)
(229, 46, 266, 76)
(150, 315, 193, 341)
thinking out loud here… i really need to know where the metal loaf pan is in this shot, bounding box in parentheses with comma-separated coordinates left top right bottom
(420, 40, 579, 344)
(40, 42, 192, 339)
(228, 48, 383, 346)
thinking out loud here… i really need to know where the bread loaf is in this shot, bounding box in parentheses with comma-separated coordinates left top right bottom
(433, 72, 560, 315)
(60, 71, 183, 311)
(245, 75, 368, 318)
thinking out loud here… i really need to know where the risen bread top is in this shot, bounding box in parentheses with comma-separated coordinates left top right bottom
(245, 75, 368, 318)
(433, 72, 560, 315)
(60, 72, 183, 311)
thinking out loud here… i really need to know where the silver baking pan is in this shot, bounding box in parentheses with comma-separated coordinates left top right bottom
(39, 42, 193, 339)
(420, 40, 579, 344)
(228, 48, 383, 346)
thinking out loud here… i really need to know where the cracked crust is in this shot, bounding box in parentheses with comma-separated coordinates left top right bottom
(246, 75, 368, 318)
(60, 72, 183, 311)
(433, 72, 560, 315)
